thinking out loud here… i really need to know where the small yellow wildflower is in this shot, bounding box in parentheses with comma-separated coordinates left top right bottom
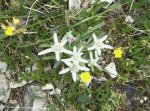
(114, 48, 123, 58)
(80, 72, 93, 86)
(13, 17, 20, 25)
(5, 26, 15, 36)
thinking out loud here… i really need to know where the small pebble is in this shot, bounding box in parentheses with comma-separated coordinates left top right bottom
(143, 96, 148, 101)
(125, 15, 134, 23)
(140, 99, 144, 104)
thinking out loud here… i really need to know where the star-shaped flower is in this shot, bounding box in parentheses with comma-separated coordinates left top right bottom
(62, 46, 88, 65)
(38, 33, 72, 61)
(88, 51, 101, 71)
(59, 60, 90, 82)
(88, 33, 113, 56)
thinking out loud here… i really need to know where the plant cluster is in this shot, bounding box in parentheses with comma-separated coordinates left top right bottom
(38, 31, 116, 85)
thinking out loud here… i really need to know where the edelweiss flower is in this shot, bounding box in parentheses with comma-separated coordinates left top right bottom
(59, 60, 90, 82)
(105, 62, 118, 78)
(63, 46, 88, 65)
(38, 33, 72, 61)
(88, 51, 101, 71)
(88, 33, 113, 56)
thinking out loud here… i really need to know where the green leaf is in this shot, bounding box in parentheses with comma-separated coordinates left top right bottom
(48, 104, 58, 111)
(77, 94, 90, 104)
(81, 22, 105, 40)
(30, 94, 44, 100)
(39, 44, 51, 48)
(106, 2, 121, 12)
(42, 56, 55, 60)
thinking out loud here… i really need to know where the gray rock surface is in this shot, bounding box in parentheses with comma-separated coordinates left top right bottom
(69, 0, 81, 12)
(24, 84, 47, 111)
(0, 62, 11, 103)
(0, 61, 7, 73)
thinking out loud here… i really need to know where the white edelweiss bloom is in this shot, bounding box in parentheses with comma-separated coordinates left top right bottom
(88, 33, 113, 56)
(105, 62, 118, 78)
(63, 46, 88, 65)
(59, 60, 90, 82)
(38, 33, 72, 61)
(125, 15, 134, 23)
(88, 51, 101, 71)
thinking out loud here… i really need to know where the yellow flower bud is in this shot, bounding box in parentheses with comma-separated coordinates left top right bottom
(13, 17, 20, 25)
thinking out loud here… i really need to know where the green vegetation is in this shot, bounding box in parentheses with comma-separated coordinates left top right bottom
(0, 0, 150, 110)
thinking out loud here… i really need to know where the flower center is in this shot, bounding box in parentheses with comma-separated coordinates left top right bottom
(73, 54, 80, 61)
(54, 44, 62, 51)
(95, 41, 103, 48)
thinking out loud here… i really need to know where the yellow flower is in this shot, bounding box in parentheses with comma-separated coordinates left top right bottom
(5, 26, 15, 36)
(114, 48, 123, 58)
(80, 72, 93, 86)
(13, 17, 20, 25)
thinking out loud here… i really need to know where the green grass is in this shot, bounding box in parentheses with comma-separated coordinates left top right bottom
(0, 0, 150, 110)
